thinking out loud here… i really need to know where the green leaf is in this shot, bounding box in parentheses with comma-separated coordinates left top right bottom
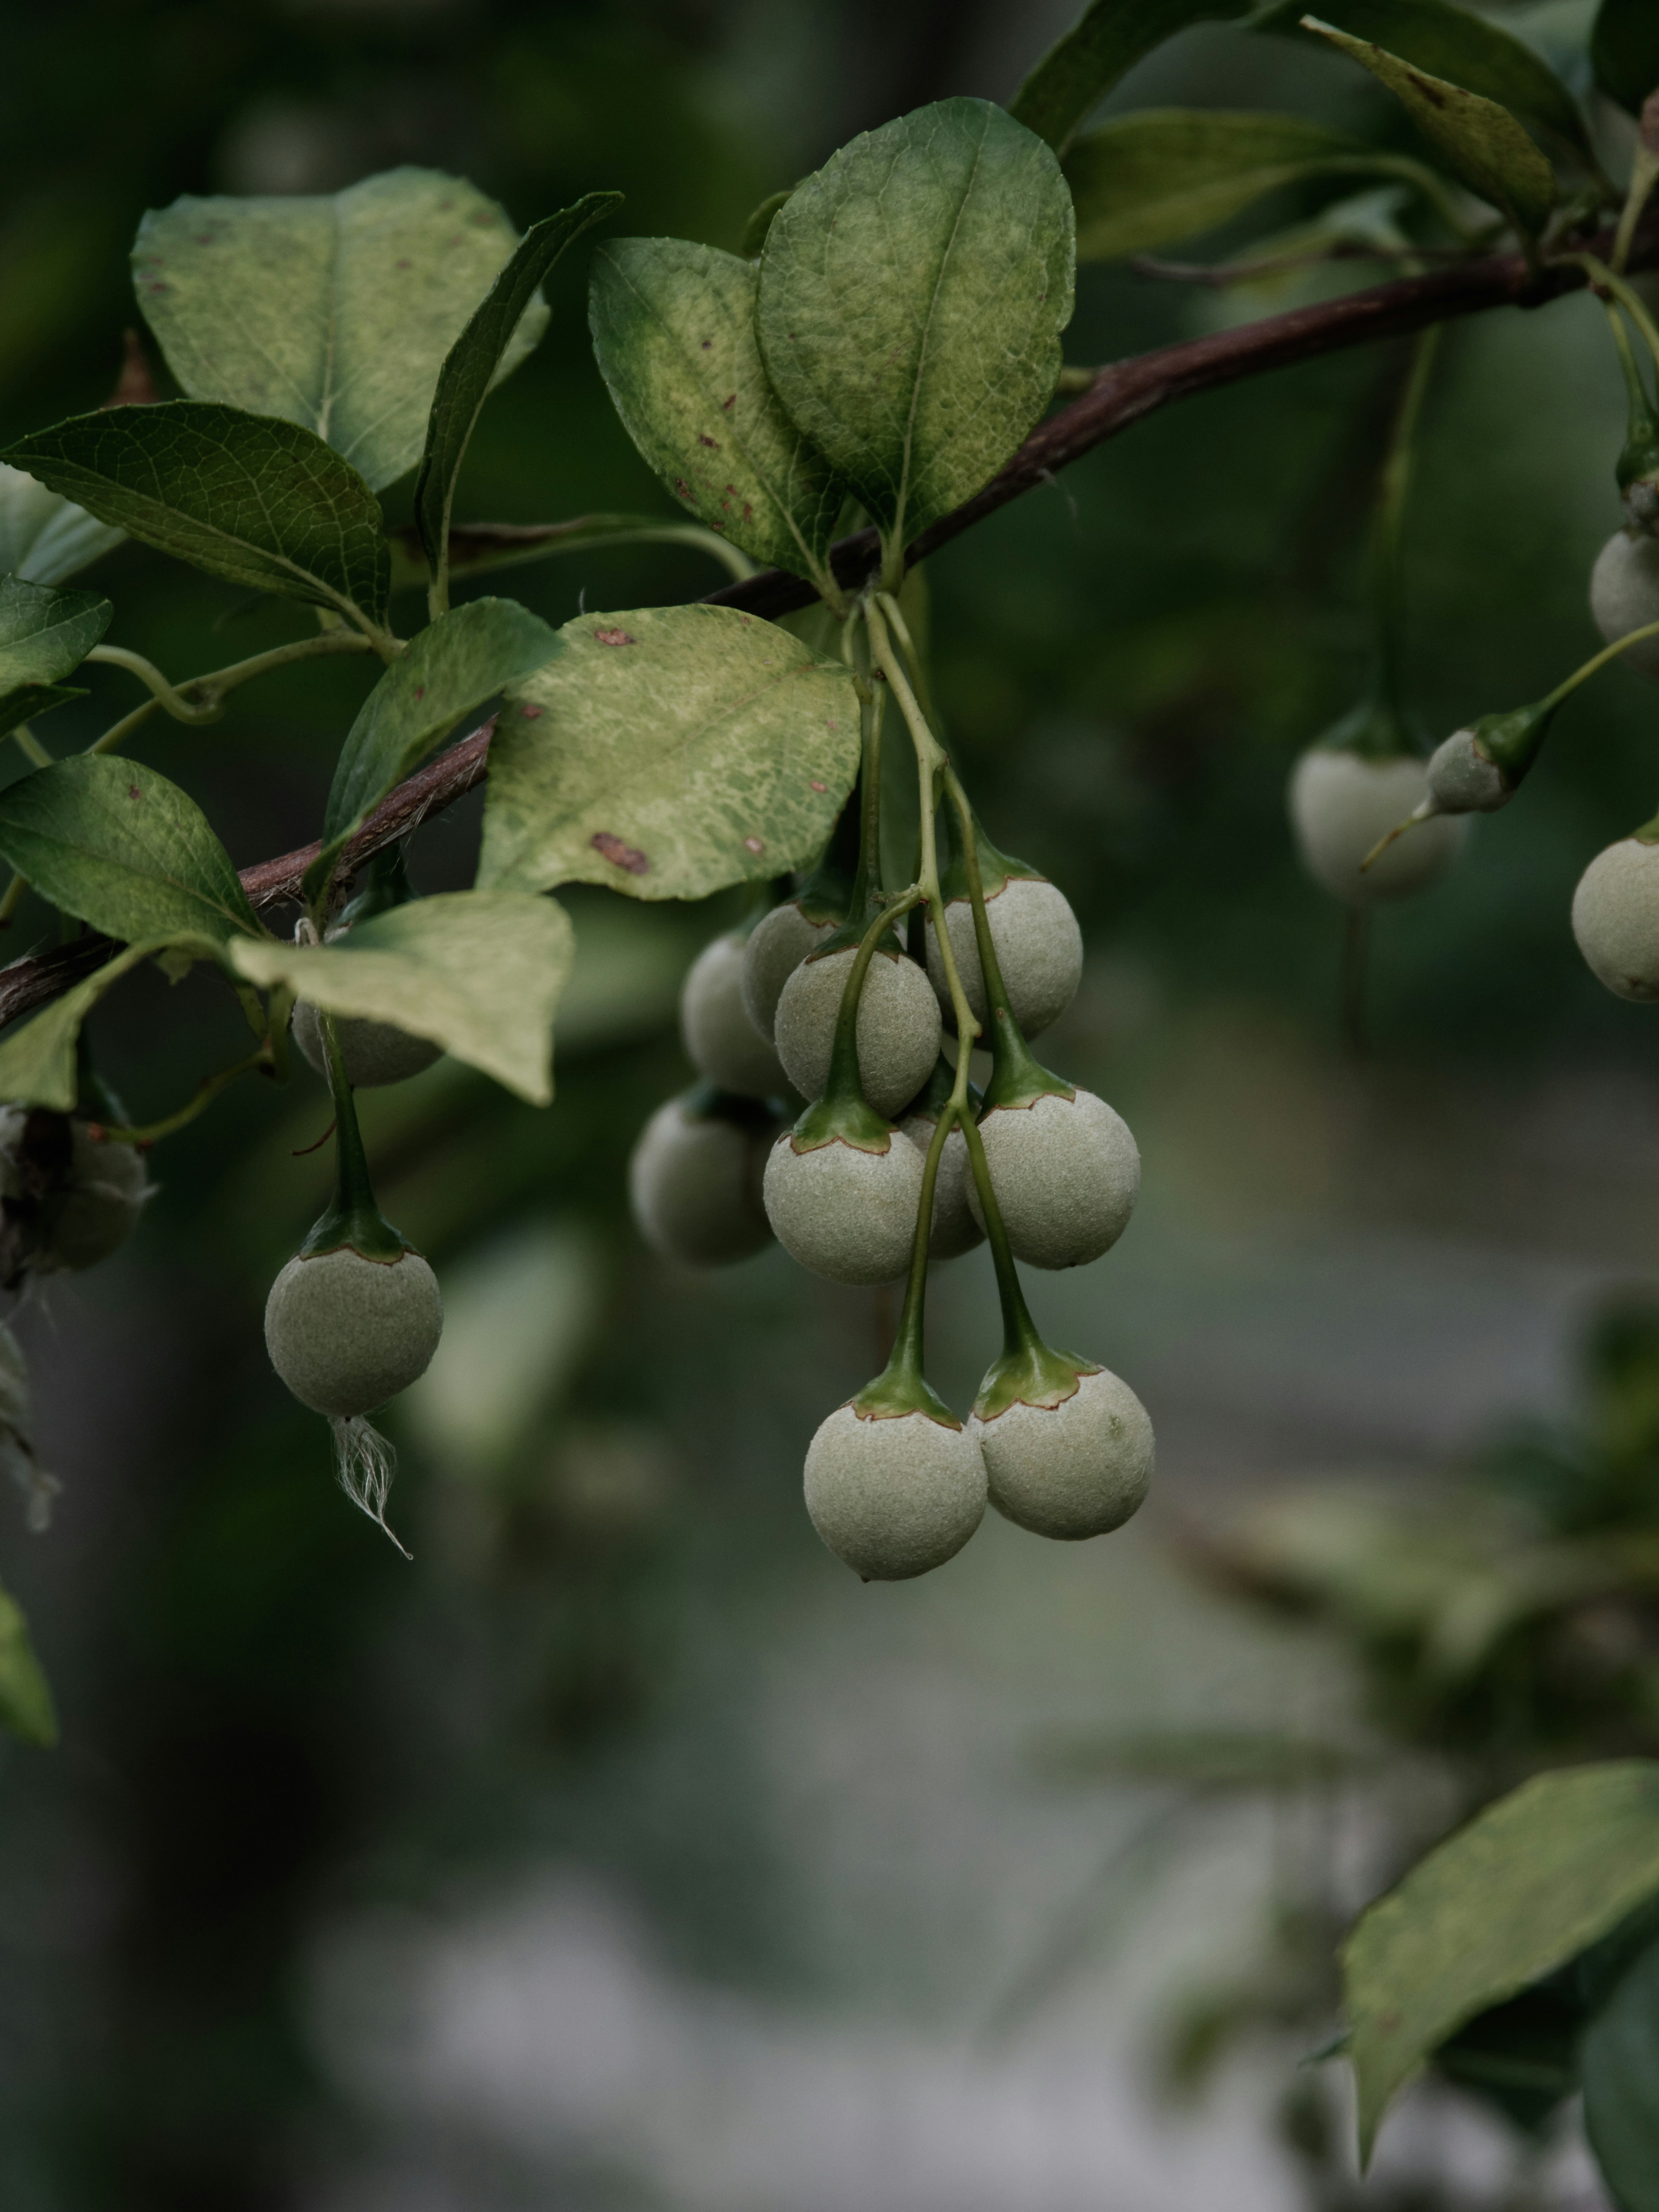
(229, 889, 572, 1106)
(388, 513, 756, 595)
(1584, 1936, 1659, 2211)
(1593, 0, 1659, 117)
(1343, 1761, 1659, 2163)
(0, 575, 111, 688)
(2, 403, 390, 630)
(0, 938, 197, 1110)
(414, 192, 620, 594)
(133, 168, 549, 494)
(1011, 1, 1251, 156)
(1262, 0, 1593, 159)
(0, 756, 261, 947)
(1065, 109, 1367, 260)
(0, 463, 124, 584)
(0, 1579, 56, 1748)
(756, 99, 1074, 562)
(1302, 16, 1558, 236)
(477, 602, 858, 902)
(309, 596, 560, 904)
(591, 238, 845, 590)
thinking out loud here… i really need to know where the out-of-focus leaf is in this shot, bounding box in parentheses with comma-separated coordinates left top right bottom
(1343, 1761, 1659, 2162)
(2, 403, 390, 629)
(1065, 109, 1367, 260)
(133, 168, 547, 493)
(1593, 0, 1659, 117)
(1259, 0, 1592, 158)
(0, 756, 259, 947)
(591, 237, 844, 589)
(1011, 0, 1252, 156)
(1038, 1727, 1371, 1787)
(414, 193, 619, 593)
(308, 597, 559, 903)
(230, 890, 572, 1106)
(477, 603, 858, 903)
(1303, 18, 1557, 236)
(1583, 1935, 1659, 2210)
(0, 1580, 56, 1747)
(756, 99, 1074, 558)
(0, 465, 124, 584)
(0, 575, 111, 739)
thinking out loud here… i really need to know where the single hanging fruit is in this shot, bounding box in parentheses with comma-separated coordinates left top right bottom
(680, 932, 791, 1098)
(970, 1356, 1154, 1541)
(969, 1086, 1139, 1270)
(774, 942, 941, 1117)
(1288, 699, 1465, 901)
(629, 1088, 778, 1265)
(763, 1119, 925, 1286)
(924, 824, 1082, 1037)
(1571, 830, 1659, 1000)
(1591, 529, 1659, 681)
(804, 1403, 985, 1580)
(265, 1246, 443, 1417)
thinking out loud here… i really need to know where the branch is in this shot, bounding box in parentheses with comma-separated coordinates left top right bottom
(0, 220, 1647, 1041)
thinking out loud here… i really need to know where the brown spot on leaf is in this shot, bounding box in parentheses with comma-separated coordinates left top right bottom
(593, 627, 637, 647)
(722, 393, 736, 410)
(744, 836, 764, 854)
(519, 704, 543, 719)
(413, 684, 426, 700)
(674, 478, 692, 499)
(809, 780, 827, 793)
(700, 338, 712, 350)
(128, 785, 141, 801)
(591, 831, 649, 874)
(699, 435, 719, 449)
(1406, 68, 1446, 106)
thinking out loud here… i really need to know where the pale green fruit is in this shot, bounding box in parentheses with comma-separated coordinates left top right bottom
(629, 1097, 773, 1265)
(804, 1405, 986, 1580)
(1288, 750, 1465, 902)
(762, 1128, 924, 1286)
(925, 877, 1082, 1037)
(1427, 728, 1507, 815)
(741, 901, 839, 1038)
(293, 998, 442, 1088)
(773, 947, 941, 1117)
(680, 933, 790, 1098)
(265, 1247, 442, 1417)
(897, 1109, 984, 1261)
(969, 1090, 1138, 1270)
(1572, 838, 1659, 1001)
(973, 1368, 1153, 1540)
(1591, 530, 1659, 680)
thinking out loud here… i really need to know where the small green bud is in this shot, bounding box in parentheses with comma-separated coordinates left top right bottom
(1289, 749, 1465, 902)
(1591, 530, 1659, 681)
(680, 932, 791, 1099)
(925, 877, 1083, 1039)
(629, 1091, 775, 1266)
(292, 1000, 442, 1089)
(1571, 835, 1659, 1001)
(804, 1404, 986, 1580)
(968, 1090, 1138, 1271)
(264, 1246, 442, 1418)
(774, 946, 941, 1118)
(762, 1124, 925, 1286)
(972, 1365, 1153, 1541)
(740, 900, 840, 1039)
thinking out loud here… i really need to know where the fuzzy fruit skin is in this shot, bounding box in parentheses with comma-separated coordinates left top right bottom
(265, 1247, 442, 1417)
(293, 999, 443, 1089)
(1288, 750, 1465, 901)
(925, 877, 1083, 1037)
(1591, 531, 1659, 680)
(969, 1090, 1139, 1270)
(1571, 838, 1659, 1001)
(1427, 729, 1508, 815)
(804, 1405, 986, 1580)
(898, 1109, 985, 1261)
(773, 947, 941, 1117)
(741, 902, 839, 1039)
(762, 1127, 924, 1286)
(680, 932, 791, 1098)
(629, 1097, 773, 1265)
(972, 1367, 1153, 1540)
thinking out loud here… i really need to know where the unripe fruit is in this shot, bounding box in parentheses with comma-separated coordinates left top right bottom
(1426, 728, 1508, 815)
(680, 933, 790, 1097)
(897, 1106, 984, 1261)
(774, 947, 941, 1117)
(925, 877, 1083, 1037)
(264, 1247, 442, 1416)
(1288, 750, 1465, 901)
(0, 1107, 150, 1275)
(629, 1095, 774, 1265)
(1591, 530, 1659, 680)
(972, 1367, 1154, 1541)
(1571, 838, 1659, 1001)
(762, 1127, 924, 1286)
(804, 1405, 986, 1579)
(969, 1090, 1138, 1270)
(741, 900, 839, 1039)
(293, 999, 442, 1089)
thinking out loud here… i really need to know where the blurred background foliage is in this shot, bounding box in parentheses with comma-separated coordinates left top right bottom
(2, 1, 1659, 2207)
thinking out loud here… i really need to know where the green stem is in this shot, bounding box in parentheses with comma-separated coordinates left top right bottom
(1373, 327, 1440, 718)
(89, 696, 162, 757)
(1567, 254, 1659, 378)
(0, 874, 29, 928)
(1613, 144, 1659, 277)
(822, 888, 922, 1109)
(943, 769, 1071, 1112)
(1540, 613, 1659, 710)
(87, 629, 380, 738)
(298, 1013, 409, 1261)
(94, 1046, 267, 1147)
(8, 721, 51, 769)
(958, 1111, 1046, 1363)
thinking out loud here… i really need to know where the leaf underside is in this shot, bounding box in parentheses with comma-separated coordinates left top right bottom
(0, 464, 124, 585)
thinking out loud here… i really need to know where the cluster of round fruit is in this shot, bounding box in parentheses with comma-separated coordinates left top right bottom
(629, 814, 1156, 1584)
